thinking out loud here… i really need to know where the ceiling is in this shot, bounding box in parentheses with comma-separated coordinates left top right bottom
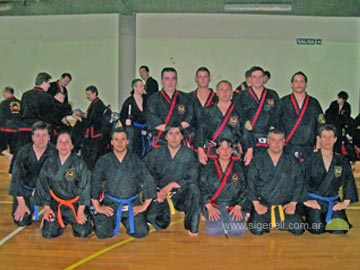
(0, 0, 359, 17)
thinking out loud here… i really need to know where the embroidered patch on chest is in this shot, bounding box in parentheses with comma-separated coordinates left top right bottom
(178, 104, 186, 115)
(232, 173, 239, 184)
(228, 115, 239, 127)
(65, 168, 75, 181)
(334, 166, 342, 178)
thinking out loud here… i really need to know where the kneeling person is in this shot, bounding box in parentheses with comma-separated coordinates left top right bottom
(247, 129, 305, 235)
(200, 139, 249, 237)
(36, 132, 91, 238)
(144, 122, 201, 236)
(304, 124, 358, 234)
(91, 127, 156, 239)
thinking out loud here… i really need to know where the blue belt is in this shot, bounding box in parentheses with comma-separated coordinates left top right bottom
(307, 192, 339, 223)
(133, 122, 152, 156)
(105, 194, 138, 236)
(23, 184, 39, 221)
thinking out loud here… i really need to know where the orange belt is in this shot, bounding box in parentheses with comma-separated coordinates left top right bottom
(50, 189, 80, 228)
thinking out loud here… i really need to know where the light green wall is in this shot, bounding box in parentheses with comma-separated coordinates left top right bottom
(136, 14, 360, 116)
(0, 14, 119, 111)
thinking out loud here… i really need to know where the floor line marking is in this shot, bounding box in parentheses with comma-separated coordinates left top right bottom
(64, 218, 184, 270)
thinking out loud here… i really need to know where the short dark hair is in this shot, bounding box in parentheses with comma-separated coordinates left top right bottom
(164, 122, 184, 135)
(250, 66, 265, 76)
(245, 69, 252, 78)
(267, 128, 285, 138)
(111, 127, 128, 139)
(216, 80, 232, 90)
(35, 72, 51, 86)
(31, 121, 50, 135)
(61, 73, 72, 80)
(196, 66, 210, 76)
(264, 70, 271, 79)
(161, 67, 177, 79)
(56, 130, 72, 142)
(291, 71, 308, 83)
(215, 139, 232, 149)
(337, 91, 349, 101)
(318, 124, 337, 137)
(85, 85, 98, 96)
(3, 86, 14, 95)
(139, 65, 149, 72)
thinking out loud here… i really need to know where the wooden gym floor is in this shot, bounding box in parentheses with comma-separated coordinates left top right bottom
(1, 156, 360, 270)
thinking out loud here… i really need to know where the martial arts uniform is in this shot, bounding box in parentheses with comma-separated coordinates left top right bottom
(82, 97, 106, 170)
(247, 151, 305, 235)
(48, 80, 69, 103)
(145, 77, 159, 96)
(195, 102, 253, 159)
(145, 90, 194, 146)
(325, 101, 355, 160)
(36, 153, 91, 238)
(120, 95, 151, 157)
(8, 143, 56, 226)
(51, 99, 73, 142)
(188, 89, 218, 151)
(200, 159, 247, 236)
(304, 151, 358, 234)
(91, 151, 157, 238)
(233, 87, 279, 153)
(144, 145, 201, 234)
(0, 95, 22, 155)
(18, 87, 60, 148)
(234, 81, 248, 93)
(279, 94, 325, 162)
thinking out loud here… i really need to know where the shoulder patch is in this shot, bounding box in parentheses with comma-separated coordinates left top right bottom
(318, 113, 326, 124)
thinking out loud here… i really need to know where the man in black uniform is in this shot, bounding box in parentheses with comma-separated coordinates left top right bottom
(78, 85, 106, 170)
(48, 73, 72, 103)
(278, 71, 325, 162)
(0, 86, 22, 162)
(139, 65, 159, 96)
(247, 129, 305, 236)
(200, 139, 248, 237)
(146, 67, 194, 148)
(196, 80, 254, 166)
(325, 91, 353, 156)
(144, 122, 201, 237)
(233, 66, 279, 154)
(188, 67, 218, 151)
(91, 127, 156, 238)
(36, 131, 91, 238)
(304, 124, 358, 234)
(8, 121, 55, 226)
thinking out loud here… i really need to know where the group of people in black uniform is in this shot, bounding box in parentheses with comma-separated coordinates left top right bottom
(1, 65, 359, 239)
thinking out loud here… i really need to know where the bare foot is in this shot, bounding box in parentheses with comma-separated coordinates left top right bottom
(187, 230, 198, 237)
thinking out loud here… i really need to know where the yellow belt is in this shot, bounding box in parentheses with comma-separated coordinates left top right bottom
(166, 192, 176, 215)
(271, 205, 285, 228)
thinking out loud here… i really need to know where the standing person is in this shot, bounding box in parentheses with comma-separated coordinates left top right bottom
(263, 70, 271, 85)
(120, 79, 151, 157)
(48, 73, 72, 103)
(325, 91, 353, 155)
(247, 129, 305, 236)
(196, 80, 253, 165)
(144, 122, 201, 237)
(146, 67, 194, 148)
(91, 127, 156, 239)
(233, 66, 279, 154)
(200, 139, 248, 237)
(8, 121, 55, 226)
(304, 124, 358, 234)
(0, 86, 22, 162)
(139, 65, 159, 96)
(188, 67, 218, 151)
(79, 85, 106, 170)
(278, 71, 325, 162)
(36, 131, 91, 238)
